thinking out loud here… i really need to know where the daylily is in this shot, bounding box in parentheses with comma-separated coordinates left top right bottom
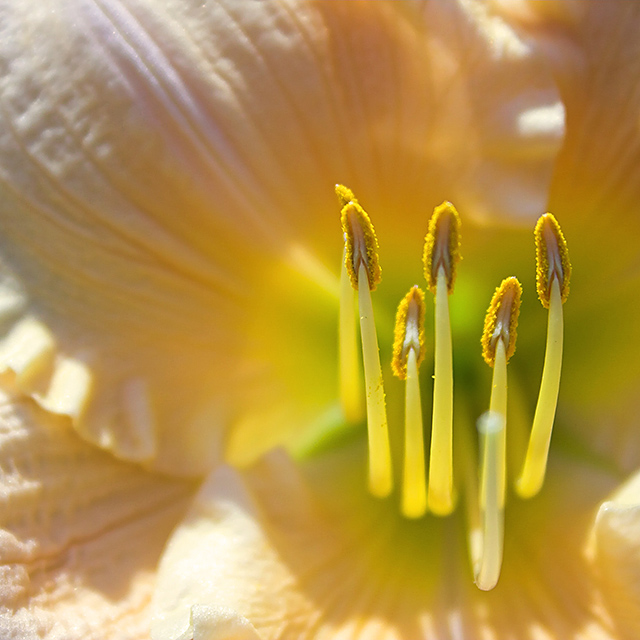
(1, 0, 640, 639)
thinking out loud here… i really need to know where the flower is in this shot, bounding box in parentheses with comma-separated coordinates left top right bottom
(1, 0, 639, 639)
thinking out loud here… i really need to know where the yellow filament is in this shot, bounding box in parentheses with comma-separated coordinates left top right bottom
(357, 262, 392, 497)
(474, 412, 506, 591)
(402, 347, 427, 518)
(428, 266, 455, 515)
(339, 247, 364, 423)
(488, 338, 508, 509)
(516, 278, 564, 498)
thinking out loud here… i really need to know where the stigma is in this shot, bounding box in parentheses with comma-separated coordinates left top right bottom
(335, 186, 571, 591)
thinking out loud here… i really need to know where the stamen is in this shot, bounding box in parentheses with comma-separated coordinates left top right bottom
(474, 412, 506, 591)
(481, 277, 522, 507)
(392, 286, 427, 518)
(517, 214, 571, 498)
(340, 193, 392, 498)
(423, 202, 461, 516)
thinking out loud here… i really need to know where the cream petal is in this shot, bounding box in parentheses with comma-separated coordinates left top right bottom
(153, 443, 621, 640)
(0, 389, 195, 639)
(588, 471, 640, 640)
(0, 0, 564, 475)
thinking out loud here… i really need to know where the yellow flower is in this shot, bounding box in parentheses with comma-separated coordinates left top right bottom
(1, 0, 639, 638)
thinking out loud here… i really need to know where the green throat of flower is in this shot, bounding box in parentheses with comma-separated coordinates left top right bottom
(337, 185, 571, 591)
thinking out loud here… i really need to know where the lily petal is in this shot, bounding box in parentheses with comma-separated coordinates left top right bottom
(589, 471, 640, 640)
(0, 389, 194, 639)
(153, 444, 621, 640)
(0, 0, 563, 475)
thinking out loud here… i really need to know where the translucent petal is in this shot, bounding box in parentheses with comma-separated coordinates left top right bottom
(0, 0, 563, 475)
(0, 389, 195, 639)
(153, 444, 621, 640)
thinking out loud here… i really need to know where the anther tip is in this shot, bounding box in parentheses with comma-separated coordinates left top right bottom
(341, 200, 381, 291)
(481, 277, 522, 367)
(335, 184, 356, 209)
(535, 213, 571, 308)
(391, 285, 426, 379)
(423, 201, 462, 294)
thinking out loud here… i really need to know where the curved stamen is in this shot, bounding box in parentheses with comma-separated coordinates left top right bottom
(517, 214, 571, 498)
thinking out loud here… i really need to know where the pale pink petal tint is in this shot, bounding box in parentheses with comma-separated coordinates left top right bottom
(2, 1, 640, 639)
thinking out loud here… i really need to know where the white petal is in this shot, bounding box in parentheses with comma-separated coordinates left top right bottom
(0, 389, 195, 639)
(589, 471, 640, 640)
(153, 446, 618, 640)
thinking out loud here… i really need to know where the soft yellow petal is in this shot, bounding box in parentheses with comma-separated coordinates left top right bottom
(0, 389, 195, 639)
(0, 0, 563, 475)
(153, 443, 621, 640)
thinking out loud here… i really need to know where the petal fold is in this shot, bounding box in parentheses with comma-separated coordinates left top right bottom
(0, 389, 194, 639)
(589, 471, 640, 640)
(153, 445, 618, 640)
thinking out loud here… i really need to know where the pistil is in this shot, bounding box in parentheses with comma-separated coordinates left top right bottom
(423, 202, 461, 516)
(517, 213, 571, 498)
(474, 411, 506, 591)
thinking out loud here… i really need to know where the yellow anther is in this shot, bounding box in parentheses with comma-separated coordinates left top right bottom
(391, 286, 426, 380)
(481, 277, 522, 367)
(535, 213, 571, 308)
(423, 201, 462, 294)
(335, 183, 357, 208)
(341, 201, 382, 291)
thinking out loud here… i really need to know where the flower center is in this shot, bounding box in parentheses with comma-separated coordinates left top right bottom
(336, 185, 571, 591)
